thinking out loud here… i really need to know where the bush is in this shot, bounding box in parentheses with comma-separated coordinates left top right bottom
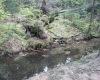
(34, 20, 43, 28)
(19, 6, 42, 19)
(72, 17, 100, 39)
(20, 7, 34, 18)
(31, 9, 42, 18)
(0, 0, 7, 19)
(62, 11, 81, 20)
(0, 23, 24, 45)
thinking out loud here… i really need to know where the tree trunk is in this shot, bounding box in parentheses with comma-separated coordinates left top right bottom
(85, 0, 96, 40)
(90, 0, 96, 24)
(41, 0, 47, 14)
(98, 12, 100, 22)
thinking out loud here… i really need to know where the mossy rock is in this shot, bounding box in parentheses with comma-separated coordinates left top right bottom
(23, 20, 48, 39)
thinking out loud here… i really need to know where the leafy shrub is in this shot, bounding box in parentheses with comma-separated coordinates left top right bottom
(62, 11, 81, 20)
(34, 20, 43, 28)
(20, 7, 34, 18)
(4, 0, 19, 14)
(19, 5, 42, 19)
(90, 19, 100, 36)
(62, 19, 72, 26)
(73, 18, 89, 31)
(0, 23, 24, 45)
(72, 17, 100, 39)
(31, 9, 42, 18)
(24, 34, 30, 40)
(0, 0, 7, 19)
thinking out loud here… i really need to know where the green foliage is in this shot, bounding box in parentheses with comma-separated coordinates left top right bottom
(90, 19, 100, 36)
(50, 11, 58, 18)
(72, 16, 100, 39)
(0, 23, 24, 45)
(19, 5, 42, 19)
(4, 0, 19, 14)
(71, 0, 77, 5)
(35, 42, 43, 49)
(0, 9, 7, 19)
(71, 0, 84, 6)
(34, 20, 43, 28)
(91, 19, 99, 28)
(45, 42, 51, 46)
(0, 0, 7, 19)
(35, 42, 42, 46)
(20, 0, 31, 4)
(61, 11, 80, 21)
(62, 19, 72, 26)
(31, 9, 42, 18)
(20, 6, 34, 18)
(25, 34, 30, 40)
(51, 0, 85, 8)
(73, 18, 89, 31)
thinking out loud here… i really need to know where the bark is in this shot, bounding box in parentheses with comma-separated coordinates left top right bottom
(98, 12, 100, 22)
(90, 0, 96, 24)
(41, 0, 48, 15)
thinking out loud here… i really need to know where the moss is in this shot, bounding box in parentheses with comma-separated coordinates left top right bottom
(3, 49, 10, 53)
(25, 34, 30, 40)
(45, 42, 51, 46)
(34, 42, 43, 49)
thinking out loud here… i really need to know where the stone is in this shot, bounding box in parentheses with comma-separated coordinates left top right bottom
(65, 51, 71, 55)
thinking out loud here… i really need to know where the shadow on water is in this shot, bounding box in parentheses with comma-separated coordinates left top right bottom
(0, 38, 100, 80)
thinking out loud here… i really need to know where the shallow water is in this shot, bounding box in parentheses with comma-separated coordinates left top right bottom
(0, 49, 84, 80)
(0, 38, 100, 80)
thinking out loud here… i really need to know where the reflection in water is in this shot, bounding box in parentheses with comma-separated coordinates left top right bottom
(0, 49, 83, 80)
(65, 57, 72, 64)
(34, 73, 38, 76)
(4, 73, 9, 78)
(23, 76, 27, 79)
(16, 65, 20, 70)
(34, 69, 39, 76)
(43, 65, 48, 72)
(57, 62, 64, 66)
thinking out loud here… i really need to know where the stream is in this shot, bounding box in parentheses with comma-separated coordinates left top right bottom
(0, 38, 100, 80)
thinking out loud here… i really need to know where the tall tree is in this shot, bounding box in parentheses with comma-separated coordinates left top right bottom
(90, 0, 96, 24)
(41, 0, 49, 15)
(41, 0, 47, 14)
(97, 0, 100, 22)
